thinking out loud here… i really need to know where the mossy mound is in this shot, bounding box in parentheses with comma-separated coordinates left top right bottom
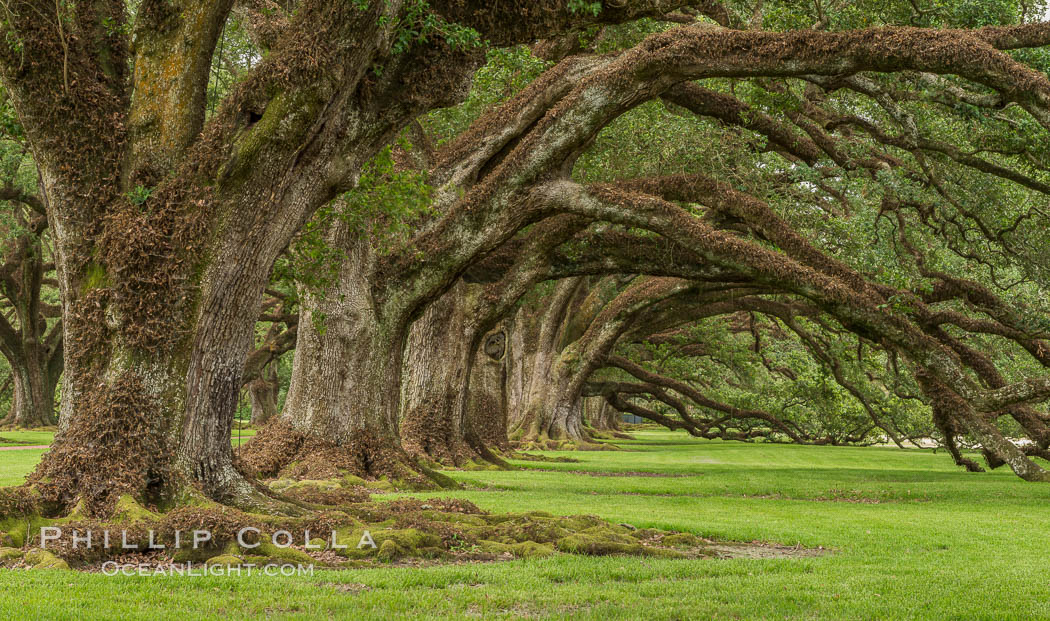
(509, 452, 580, 463)
(556, 533, 685, 557)
(475, 540, 557, 558)
(587, 430, 635, 441)
(247, 541, 318, 565)
(0, 514, 53, 548)
(0, 489, 711, 570)
(322, 503, 710, 564)
(103, 494, 164, 525)
(205, 554, 242, 567)
(454, 459, 505, 472)
(7, 496, 362, 567)
(662, 532, 703, 548)
(25, 548, 69, 569)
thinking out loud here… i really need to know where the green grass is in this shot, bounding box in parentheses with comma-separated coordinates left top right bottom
(0, 430, 1048, 619)
(0, 449, 43, 486)
(0, 431, 55, 447)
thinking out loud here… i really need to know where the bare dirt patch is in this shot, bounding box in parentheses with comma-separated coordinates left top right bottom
(707, 541, 829, 559)
(323, 582, 373, 594)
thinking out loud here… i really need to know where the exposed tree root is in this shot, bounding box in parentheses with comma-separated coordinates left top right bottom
(513, 424, 622, 452)
(401, 420, 479, 469)
(239, 421, 458, 490)
(400, 399, 512, 471)
(463, 428, 514, 469)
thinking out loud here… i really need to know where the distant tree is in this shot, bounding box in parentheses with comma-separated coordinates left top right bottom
(0, 102, 61, 428)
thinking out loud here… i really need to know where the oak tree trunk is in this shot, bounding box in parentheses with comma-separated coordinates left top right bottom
(248, 364, 280, 426)
(243, 230, 451, 486)
(516, 278, 690, 447)
(510, 279, 584, 440)
(584, 397, 619, 432)
(466, 325, 511, 452)
(3, 346, 59, 428)
(521, 356, 591, 445)
(400, 282, 474, 465)
(400, 281, 513, 465)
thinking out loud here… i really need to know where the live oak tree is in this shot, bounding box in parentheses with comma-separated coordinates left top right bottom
(260, 1, 1050, 484)
(240, 291, 297, 426)
(0, 97, 62, 429)
(511, 276, 720, 446)
(399, 281, 512, 466)
(584, 303, 935, 446)
(508, 9, 1050, 480)
(4, 0, 1050, 532)
(0, 0, 702, 513)
(0, 170, 62, 428)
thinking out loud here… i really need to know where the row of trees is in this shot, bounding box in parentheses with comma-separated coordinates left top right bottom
(0, 0, 1049, 521)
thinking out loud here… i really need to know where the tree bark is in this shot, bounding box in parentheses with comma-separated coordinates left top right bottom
(510, 279, 585, 440)
(520, 351, 591, 445)
(248, 363, 280, 426)
(284, 240, 404, 471)
(242, 227, 454, 486)
(517, 277, 693, 447)
(584, 397, 620, 432)
(400, 282, 474, 466)
(3, 348, 59, 428)
(506, 308, 532, 432)
(465, 325, 511, 452)
(0, 207, 64, 429)
(400, 280, 513, 465)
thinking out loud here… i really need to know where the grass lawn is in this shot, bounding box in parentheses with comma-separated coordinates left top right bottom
(0, 449, 43, 486)
(0, 431, 56, 447)
(0, 429, 1048, 619)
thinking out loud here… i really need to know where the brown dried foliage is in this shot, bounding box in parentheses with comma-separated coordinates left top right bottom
(30, 373, 171, 516)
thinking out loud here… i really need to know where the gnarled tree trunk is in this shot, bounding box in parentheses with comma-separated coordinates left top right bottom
(400, 280, 513, 465)
(517, 277, 692, 447)
(510, 279, 585, 441)
(520, 351, 591, 445)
